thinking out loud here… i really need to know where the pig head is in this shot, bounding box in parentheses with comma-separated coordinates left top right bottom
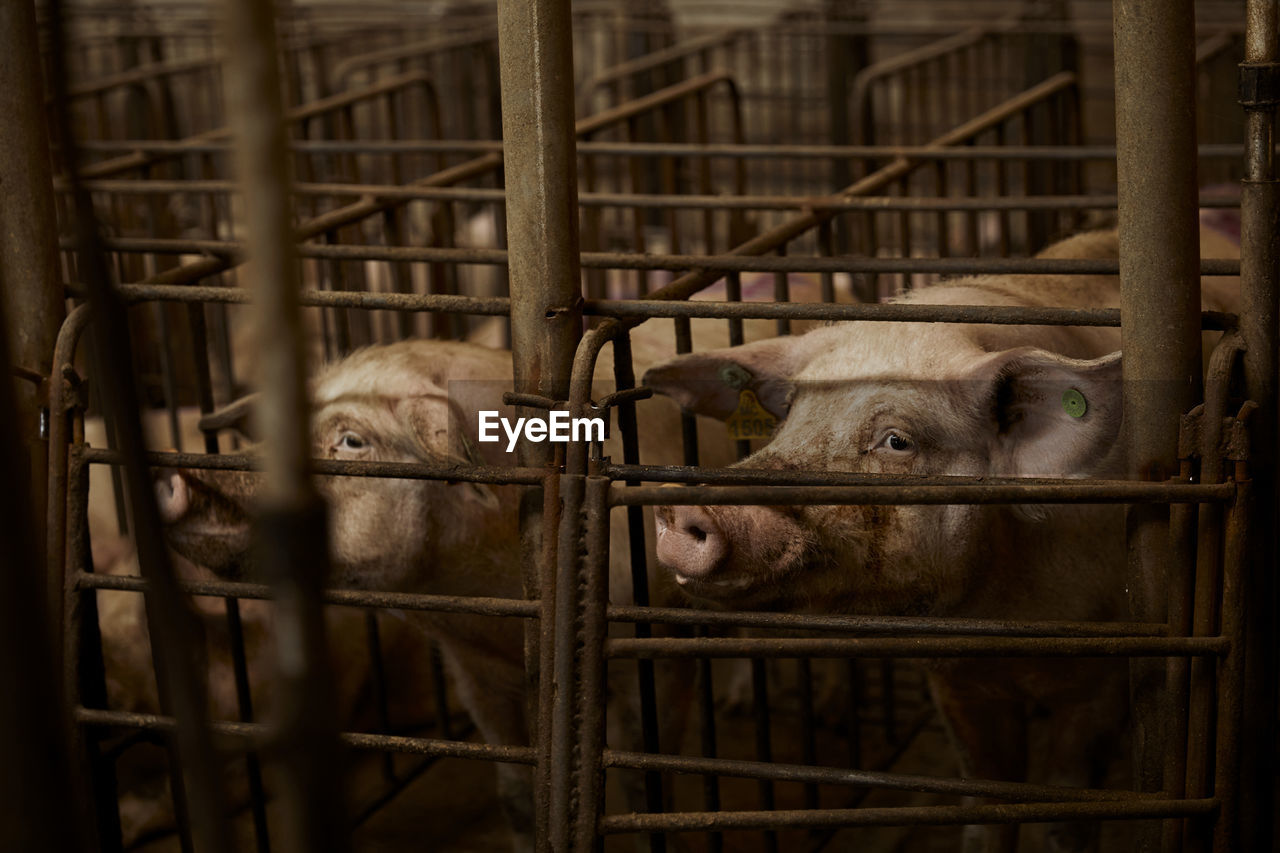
(644, 321, 1127, 621)
(157, 339, 519, 595)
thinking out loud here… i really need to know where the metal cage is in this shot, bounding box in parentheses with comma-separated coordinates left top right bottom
(1, 1, 1274, 852)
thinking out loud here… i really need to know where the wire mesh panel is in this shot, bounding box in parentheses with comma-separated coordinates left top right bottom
(9, 1, 1273, 853)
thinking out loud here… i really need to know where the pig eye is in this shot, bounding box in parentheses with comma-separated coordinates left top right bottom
(336, 432, 368, 452)
(876, 431, 915, 453)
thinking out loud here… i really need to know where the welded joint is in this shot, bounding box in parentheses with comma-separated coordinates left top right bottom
(1239, 62, 1280, 108)
(1180, 405, 1254, 473)
(1225, 401, 1258, 465)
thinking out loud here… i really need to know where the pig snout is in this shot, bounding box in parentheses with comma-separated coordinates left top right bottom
(655, 503, 810, 604)
(154, 469, 191, 522)
(656, 505, 729, 580)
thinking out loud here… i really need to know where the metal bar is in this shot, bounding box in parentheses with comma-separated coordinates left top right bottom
(606, 636, 1227, 660)
(74, 708, 537, 764)
(1212, 474, 1252, 852)
(601, 749, 1167, 802)
(83, 446, 546, 483)
(612, 482, 1234, 506)
(0, 104, 80, 853)
(1113, 6, 1203, 849)
(605, 606, 1168, 637)
(601, 801, 1220, 835)
(574, 477, 612, 851)
(1235, 1, 1280, 846)
(495, 5, 582, 849)
(0, 0, 64, 653)
(45, 0, 231, 847)
(221, 1, 347, 849)
(70, 139, 1271, 160)
(81, 237, 1248, 277)
(76, 572, 539, 618)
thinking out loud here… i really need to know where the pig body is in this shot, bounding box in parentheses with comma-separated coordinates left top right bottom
(643, 227, 1238, 852)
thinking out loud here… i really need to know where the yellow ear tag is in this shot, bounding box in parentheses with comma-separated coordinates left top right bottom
(726, 389, 778, 440)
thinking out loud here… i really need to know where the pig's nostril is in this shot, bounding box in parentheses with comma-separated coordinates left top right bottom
(689, 525, 708, 543)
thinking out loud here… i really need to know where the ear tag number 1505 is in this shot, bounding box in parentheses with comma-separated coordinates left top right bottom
(726, 390, 778, 440)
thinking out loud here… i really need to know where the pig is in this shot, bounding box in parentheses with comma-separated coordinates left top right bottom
(153, 319, 780, 850)
(84, 412, 443, 846)
(642, 226, 1239, 853)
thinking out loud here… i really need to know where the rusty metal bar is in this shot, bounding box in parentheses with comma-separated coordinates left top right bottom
(606, 636, 1227, 660)
(221, 0, 347, 849)
(83, 445, 547, 483)
(74, 708, 536, 764)
(1234, 0, 1280, 846)
(613, 482, 1233, 506)
(0, 143, 80, 853)
(84, 238, 1248, 278)
(71, 138, 1268, 160)
(574, 476, 612, 851)
(73, 179, 1241, 213)
(1113, 5, 1203, 848)
(605, 606, 1168, 637)
(598, 799, 1218, 835)
(495, 2, 582, 849)
(1212, 472, 1252, 853)
(76, 571, 539, 618)
(45, 0, 232, 847)
(602, 750, 1163, 802)
(0, 0, 64, 652)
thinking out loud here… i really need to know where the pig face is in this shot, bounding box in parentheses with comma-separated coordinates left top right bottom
(157, 341, 511, 594)
(644, 323, 1123, 615)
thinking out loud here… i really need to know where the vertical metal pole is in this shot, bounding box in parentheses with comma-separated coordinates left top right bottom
(0, 251, 80, 853)
(0, 0, 64, 644)
(1113, 3, 1201, 851)
(221, 1, 348, 851)
(1234, 1, 1279, 847)
(496, 1, 583, 848)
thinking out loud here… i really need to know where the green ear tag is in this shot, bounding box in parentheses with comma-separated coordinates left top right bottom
(1062, 388, 1088, 418)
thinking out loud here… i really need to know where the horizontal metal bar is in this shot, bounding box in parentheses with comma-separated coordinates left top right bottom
(82, 446, 547, 485)
(603, 465, 1223, 490)
(71, 139, 1261, 161)
(601, 749, 1156, 802)
(603, 605, 1167, 637)
(80, 237, 1243, 278)
(102, 281, 512, 314)
(596, 798, 1219, 834)
(73, 708, 536, 764)
(605, 636, 1228, 659)
(61, 181, 1242, 213)
(91, 281, 1237, 330)
(585, 300, 1235, 329)
(75, 571, 538, 618)
(612, 481, 1237, 507)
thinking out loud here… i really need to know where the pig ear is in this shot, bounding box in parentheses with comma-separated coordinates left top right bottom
(642, 332, 823, 420)
(982, 348, 1124, 478)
